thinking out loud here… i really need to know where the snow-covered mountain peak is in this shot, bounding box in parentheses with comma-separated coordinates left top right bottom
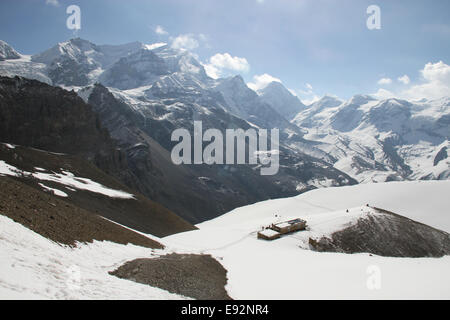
(378, 98, 411, 108)
(214, 75, 258, 105)
(294, 90, 450, 183)
(1, 38, 449, 187)
(257, 81, 290, 98)
(258, 80, 285, 93)
(258, 81, 306, 120)
(151, 45, 208, 77)
(292, 95, 343, 128)
(0, 40, 21, 61)
(99, 43, 209, 90)
(31, 38, 100, 65)
(348, 94, 376, 105)
(312, 95, 343, 108)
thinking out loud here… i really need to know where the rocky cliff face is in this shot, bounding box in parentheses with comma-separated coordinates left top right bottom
(0, 76, 123, 172)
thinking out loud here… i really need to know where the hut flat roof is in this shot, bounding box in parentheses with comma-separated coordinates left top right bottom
(259, 229, 280, 237)
(275, 222, 290, 228)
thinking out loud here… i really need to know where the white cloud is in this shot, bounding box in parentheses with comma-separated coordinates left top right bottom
(377, 77, 392, 85)
(372, 61, 450, 101)
(398, 75, 410, 85)
(45, 0, 59, 6)
(401, 61, 450, 100)
(247, 73, 281, 91)
(204, 53, 250, 79)
(421, 61, 450, 83)
(155, 25, 168, 36)
(305, 83, 313, 91)
(170, 34, 199, 51)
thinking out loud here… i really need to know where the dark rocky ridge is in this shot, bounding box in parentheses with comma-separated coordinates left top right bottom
(0, 76, 195, 236)
(309, 207, 450, 257)
(0, 176, 163, 248)
(0, 143, 195, 237)
(434, 146, 447, 166)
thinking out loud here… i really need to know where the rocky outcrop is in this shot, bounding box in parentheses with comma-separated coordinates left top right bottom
(309, 207, 450, 257)
(109, 254, 232, 300)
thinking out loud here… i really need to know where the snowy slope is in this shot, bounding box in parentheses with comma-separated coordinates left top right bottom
(0, 215, 186, 300)
(164, 181, 450, 299)
(0, 54, 51, 84)
(199, 180, 450, 234)
(1, 180, 449, 299)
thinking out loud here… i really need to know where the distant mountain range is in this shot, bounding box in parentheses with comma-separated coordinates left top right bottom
(0, 38, 448, 225)
(293, 94, 449, 182)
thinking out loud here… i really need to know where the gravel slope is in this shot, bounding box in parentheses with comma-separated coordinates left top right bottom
(110, 253, 231, 300)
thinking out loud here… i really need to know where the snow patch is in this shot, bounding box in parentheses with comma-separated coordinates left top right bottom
(33, 170, 135, 200)
(0, 160, 135, 200)
(38, 183, 68, 198)
(0, 160, 22, 177)
(145, 43, 167, 51)
(2, 143, 15, 149)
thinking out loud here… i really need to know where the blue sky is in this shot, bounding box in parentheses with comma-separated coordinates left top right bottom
(1, 0, 450, 102)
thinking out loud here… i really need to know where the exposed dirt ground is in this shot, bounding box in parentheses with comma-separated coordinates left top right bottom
(109, 253, 232, 300)
(0, 143, 196, 237)
(0, 176, 163, 249)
